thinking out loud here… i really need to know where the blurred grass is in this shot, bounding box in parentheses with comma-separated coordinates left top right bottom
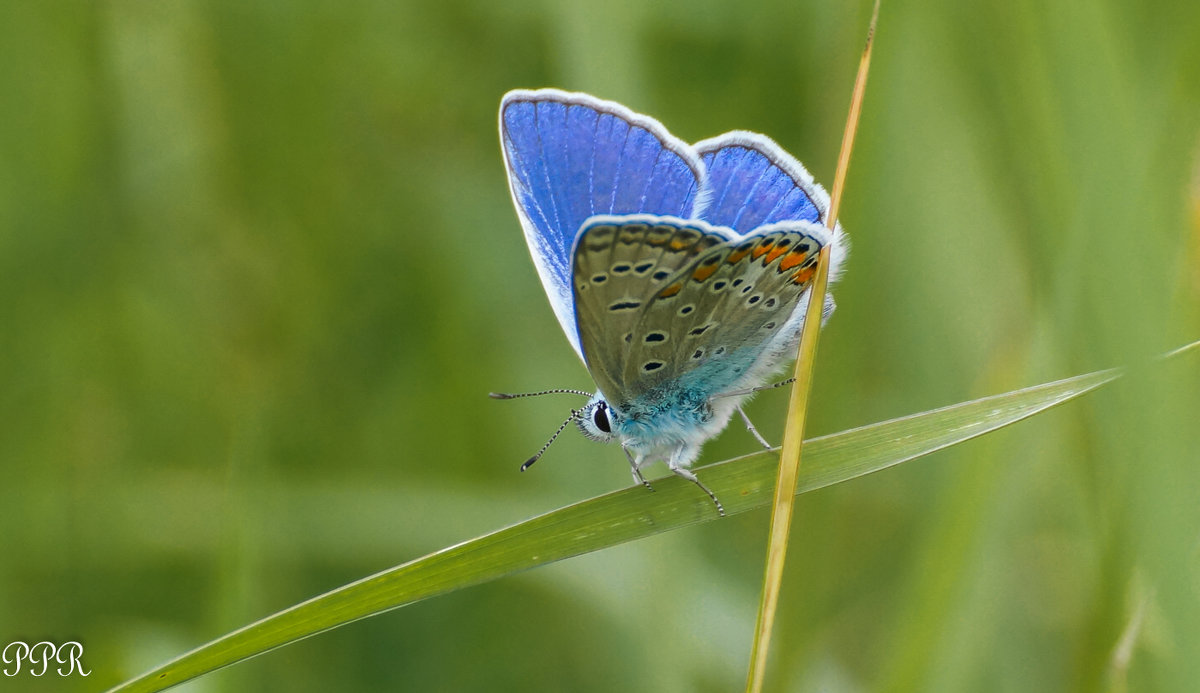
(109, 361, 1131, 692)
(1, 0, 1198, 692)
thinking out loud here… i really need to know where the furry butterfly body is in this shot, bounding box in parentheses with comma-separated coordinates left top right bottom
(499, 89, 847, 507)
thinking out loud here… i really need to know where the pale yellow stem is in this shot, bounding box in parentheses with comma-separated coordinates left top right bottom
(744, 1, 879, 690)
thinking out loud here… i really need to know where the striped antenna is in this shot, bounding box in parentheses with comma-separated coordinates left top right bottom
(489, 388, 593, 399)
(520, 409, 581, 471)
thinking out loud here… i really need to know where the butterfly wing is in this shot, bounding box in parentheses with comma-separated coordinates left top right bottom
(694, 131, 847, 284)
(694, 132, 826, 230)
(572, 216, 830, 408)
(500, 90, 706, 358)
(570, 215, 735, 405)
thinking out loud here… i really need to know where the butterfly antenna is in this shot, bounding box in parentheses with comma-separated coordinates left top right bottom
(489, 388, 593, 399)
(520, 409, 580, 471)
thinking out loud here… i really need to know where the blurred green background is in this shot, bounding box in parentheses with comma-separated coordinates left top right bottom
(2, 0, 1198, 691)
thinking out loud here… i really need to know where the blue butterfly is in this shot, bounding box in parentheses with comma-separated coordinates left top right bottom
(498, 89, 847, 513)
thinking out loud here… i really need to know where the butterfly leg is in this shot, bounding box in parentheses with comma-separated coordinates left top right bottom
(737, 405, 773, 449)
(711, 378, 796, 400)
(667, 446, 725, 516)
(624, 447, 654, 492)
(671, 467, 725, 517)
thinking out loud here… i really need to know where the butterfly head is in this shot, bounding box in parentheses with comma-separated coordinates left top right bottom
(575, 394, 619, 443)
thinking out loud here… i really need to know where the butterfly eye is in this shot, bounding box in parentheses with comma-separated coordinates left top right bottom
(593, 402, 612, 433)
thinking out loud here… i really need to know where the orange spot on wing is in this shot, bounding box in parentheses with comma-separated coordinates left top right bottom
(658, 282, 683, 298)
(726, 248, 752, 264)
(751, 239, 775, 259)
(765, 245, 790, 264)
(779, 247, 810, 271)
(791, 267, 816, 285)
(669, 238, 690, 251)
(691, 264, 718, 282)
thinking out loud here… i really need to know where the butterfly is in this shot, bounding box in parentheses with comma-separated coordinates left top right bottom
(497, 89, 847, 514)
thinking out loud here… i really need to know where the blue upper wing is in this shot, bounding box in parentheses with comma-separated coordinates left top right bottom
(693, 132, 829, 234)
(691, 131, 849, 338)
(500, 89, 705, 358)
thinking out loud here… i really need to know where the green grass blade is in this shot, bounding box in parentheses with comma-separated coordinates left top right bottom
(109, 365, 1121, 693)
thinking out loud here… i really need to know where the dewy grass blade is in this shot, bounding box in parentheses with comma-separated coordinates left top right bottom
(745, 2, 880, 690)
(103, 349, 1166, 692)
